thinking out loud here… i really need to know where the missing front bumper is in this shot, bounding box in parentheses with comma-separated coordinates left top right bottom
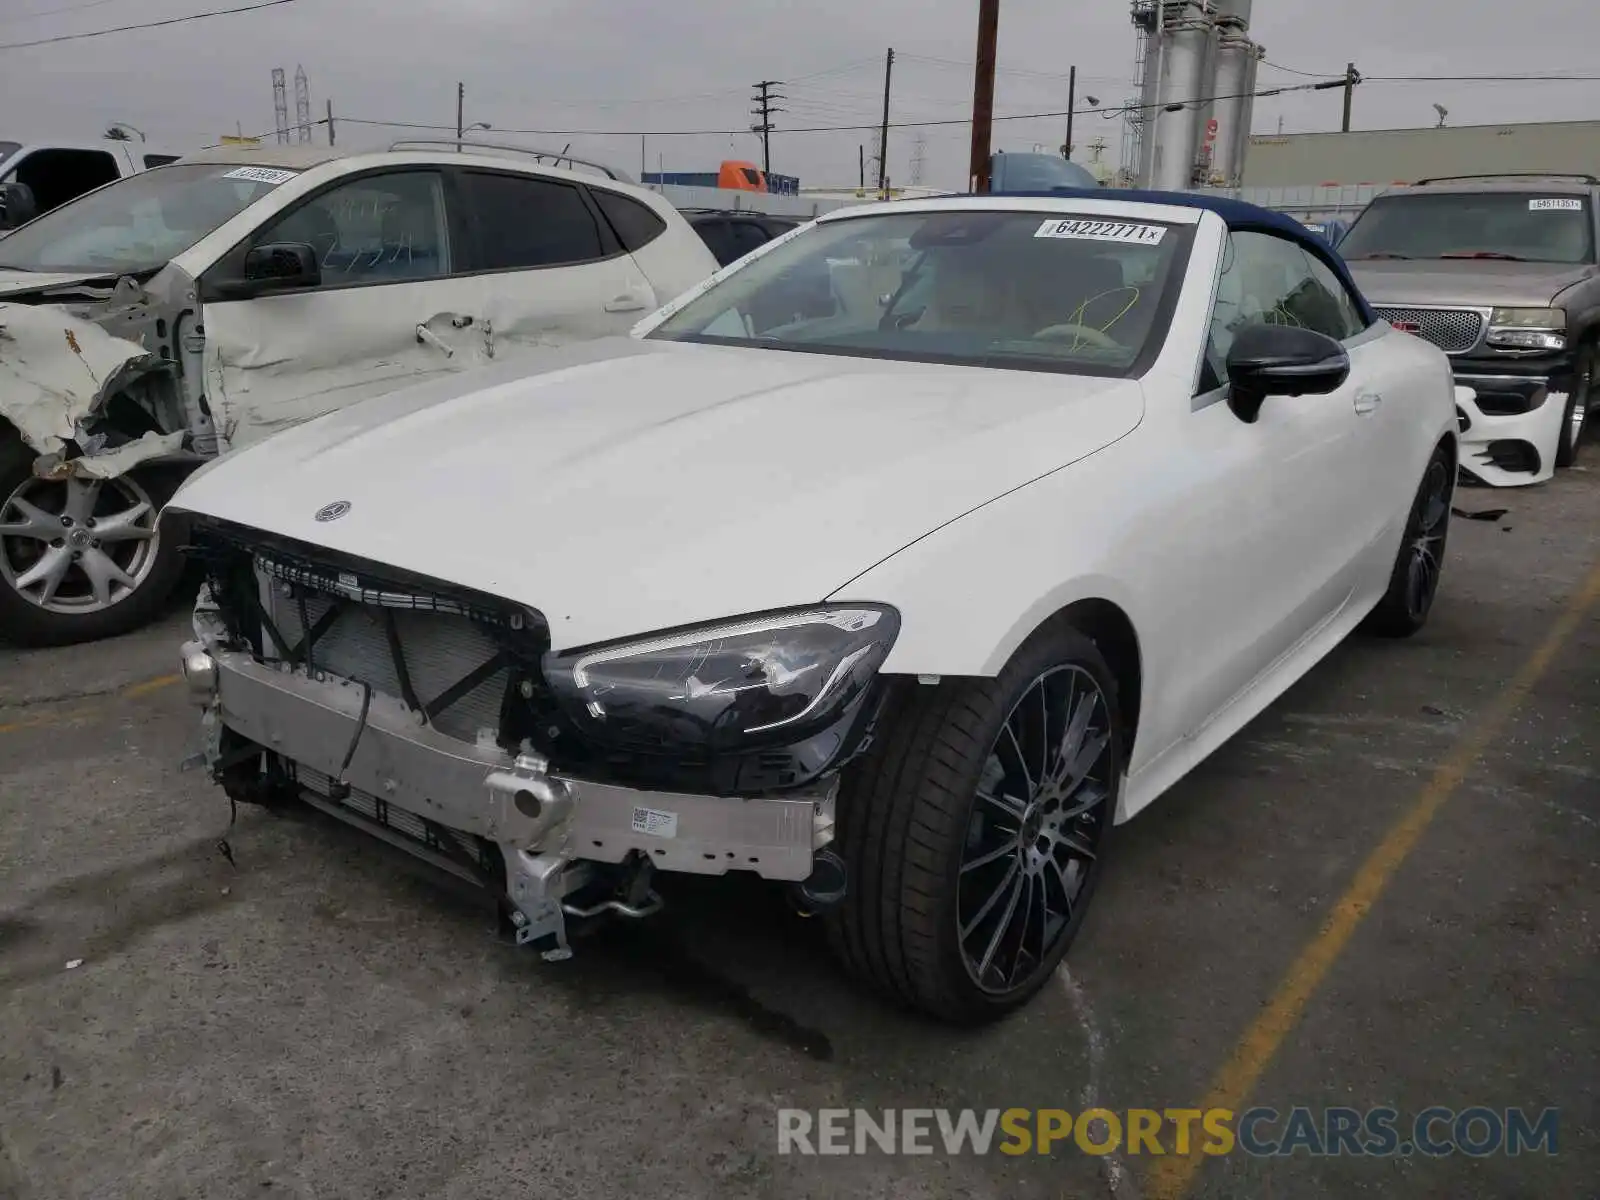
(185, 643, 837, 955)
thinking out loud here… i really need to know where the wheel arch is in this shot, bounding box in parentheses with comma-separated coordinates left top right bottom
(957, 595, 1142, 768)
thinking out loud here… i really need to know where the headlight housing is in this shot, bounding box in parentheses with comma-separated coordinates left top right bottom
(542, 605, 900, 754)
(1486, 307, 1566, 352)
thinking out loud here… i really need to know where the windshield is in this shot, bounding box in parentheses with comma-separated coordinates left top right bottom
(647, 208, 1186, 377)
(1340, 192, 1594, 264)
(0, 162, 298, 275)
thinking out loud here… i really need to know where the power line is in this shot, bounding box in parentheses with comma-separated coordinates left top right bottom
(2, 0, 132, 23)
(1366, 72, 1600, 82)
(1264, 60, 1600, 83)
(0, 0, 299, 49)
(327, 78, 1354, 142)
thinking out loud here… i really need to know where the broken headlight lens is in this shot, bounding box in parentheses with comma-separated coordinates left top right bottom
(542, 605, 900, 753)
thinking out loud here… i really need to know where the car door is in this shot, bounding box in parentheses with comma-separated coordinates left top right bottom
(453, 167, 658, 360)
(1164, 229, 1370, 733)
(200, 167, 485, 449)
(1293, 248, 1411, 562)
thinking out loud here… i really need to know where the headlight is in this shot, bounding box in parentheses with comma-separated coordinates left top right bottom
(1487, 307, 1566, 351)
(542, 605, 900, 753)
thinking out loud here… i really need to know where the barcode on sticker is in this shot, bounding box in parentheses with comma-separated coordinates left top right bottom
(1529, 198, 1583, 211)
(1034, 218, 1166, 245)
(221, 166, 300, 185)
(631, 806, 678, 839)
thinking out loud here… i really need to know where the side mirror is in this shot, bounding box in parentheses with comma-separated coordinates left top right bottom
(243, 241, 320, 290)
(1225, 323, 1350, 423)
(210, 241, 320, 299)
(0, 181, 38, 231)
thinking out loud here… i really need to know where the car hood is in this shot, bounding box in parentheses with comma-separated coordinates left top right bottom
(0, 268, 127, 299)
(169, 337, 1144, 650)
(1347, 259, 1598, 309)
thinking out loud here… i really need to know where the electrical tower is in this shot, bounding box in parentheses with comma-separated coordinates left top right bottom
(294, 65, 312, 143)
(271, 67, 290, 144)
(750, 80, 785, 176)
(910, 135, 927, 185)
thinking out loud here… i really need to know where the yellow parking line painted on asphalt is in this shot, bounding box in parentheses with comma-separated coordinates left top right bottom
(122, 672, 180, 699)
(1145, 556, 1600, 1200)
(0, 672, 180, 735)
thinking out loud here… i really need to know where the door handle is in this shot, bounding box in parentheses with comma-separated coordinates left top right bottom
(605, 294, 649, 313)
(1354, 390, 1383, 414)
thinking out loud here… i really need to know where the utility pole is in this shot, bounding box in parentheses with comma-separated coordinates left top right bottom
(876, 49, 895, 198)
(1063, 64, 1076, 160)
(750, 80, 785, 177)
(456, 81, 464, 151)
(968, 0, 999, 192)
(326, 98, 335, 146)
(1341, 62, 1360, 132)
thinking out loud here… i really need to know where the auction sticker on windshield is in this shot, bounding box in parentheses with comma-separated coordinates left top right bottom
(220, 166, 300, 185)
(1529, 198, 1583, 211)
(1034, 218, 1166, 245)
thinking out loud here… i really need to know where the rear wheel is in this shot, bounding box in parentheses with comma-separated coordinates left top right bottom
(1363, 442, 1453, 638)
(0, 433, 188, 647)
(1554, 341, 1593, 469)
(826, 625, 1120, 1025)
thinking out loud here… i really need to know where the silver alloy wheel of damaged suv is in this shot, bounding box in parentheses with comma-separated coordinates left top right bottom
(0, 433, 188, 647)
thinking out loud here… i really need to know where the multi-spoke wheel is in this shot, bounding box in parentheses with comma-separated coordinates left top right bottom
(0, 433, 189, 647)
(827, 624, 1122, 1024)
(1363, 441, 1454, 639)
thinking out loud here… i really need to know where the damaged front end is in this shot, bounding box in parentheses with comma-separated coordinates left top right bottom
(176, 515, 886, 959)
(0, 267, 212, 481)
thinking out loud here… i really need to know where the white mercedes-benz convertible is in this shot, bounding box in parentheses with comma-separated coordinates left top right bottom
(164, 193, 1459, 1023)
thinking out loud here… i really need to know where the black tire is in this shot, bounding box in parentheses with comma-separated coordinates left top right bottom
(0, 431, 189, 648)
(1553, 341, 1593, 469)
(1362, 441, 1453, 639)
(826, 623, 1121, 1025)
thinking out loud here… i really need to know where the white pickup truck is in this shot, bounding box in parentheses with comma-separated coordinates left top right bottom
(0, 136, 185, 230)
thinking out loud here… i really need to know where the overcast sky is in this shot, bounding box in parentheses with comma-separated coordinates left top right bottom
(6, 0, 1598, 189)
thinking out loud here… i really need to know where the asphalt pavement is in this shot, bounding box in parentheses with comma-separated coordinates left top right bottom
(1, 464, 1595, 1200)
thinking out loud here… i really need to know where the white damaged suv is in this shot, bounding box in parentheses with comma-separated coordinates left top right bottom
(0, 140, 717, 646)
(164, 193, 1458, 1022)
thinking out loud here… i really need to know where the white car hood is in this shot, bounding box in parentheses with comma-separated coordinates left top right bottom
(170, 338, 1144, 650)
(0, 268, 124, 298)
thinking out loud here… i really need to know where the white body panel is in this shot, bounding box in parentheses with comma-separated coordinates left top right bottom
(168, 195, 1460, 826)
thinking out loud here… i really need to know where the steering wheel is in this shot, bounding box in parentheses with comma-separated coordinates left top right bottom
(1031, 322, 1123, 351)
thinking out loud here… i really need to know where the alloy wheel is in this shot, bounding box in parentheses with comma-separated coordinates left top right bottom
(957, 664, 1115, 995)
(0, 471, 161, 614)
(1405, 458, 1450, 622)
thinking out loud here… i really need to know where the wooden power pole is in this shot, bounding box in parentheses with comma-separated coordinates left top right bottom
(877, 48, 895, 198)
(968, 0, 1000, 192)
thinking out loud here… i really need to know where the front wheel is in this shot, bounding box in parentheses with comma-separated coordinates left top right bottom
(826, 625, 1121, 1025)
(1554, 341, 1593, 469)
(1362, 442, 1453, 639)
(0, 433, 189, 647)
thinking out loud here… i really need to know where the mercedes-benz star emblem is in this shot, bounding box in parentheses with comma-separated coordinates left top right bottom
(314, 500, 352, 522)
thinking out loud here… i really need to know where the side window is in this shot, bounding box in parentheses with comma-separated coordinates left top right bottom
(143, 154, 180, 168)
(8, 149, 121, 215)
(692, 219, 741, 267)
(1299, 252, 1368, 339)
(1204, 230, 1361, 389)
(728, 220, 773, 259)
(591, 187, 667, 252)
(458, 171, 605, 269)
(254, 170, 450, 286)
